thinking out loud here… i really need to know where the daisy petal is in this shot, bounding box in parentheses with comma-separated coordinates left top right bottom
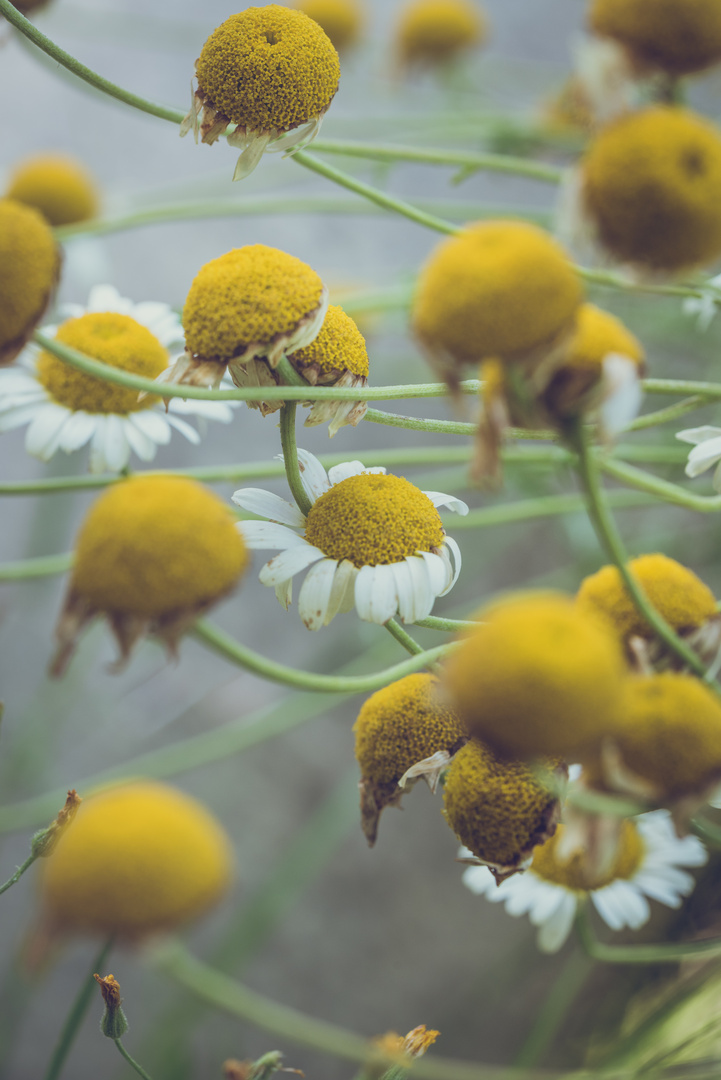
(354, 564, 399, 625)
(296, 448, 330, 502)
(298, 557, 339, 630)
(124, 416, 160, 461)
(439, 535, 463, 594)
(57, 411, 97, 453)
(328, 460, 376, 485)
(420, 550, 451, 596)
(165, 413, 201, 444)
(232, 488, 306, 528)
(259, 544, 325, 587)
(237, 520, 306, 550)
(676, 426, 721, 446)
(537, 892, 577, 953)
(461, 865, 497, 897)
(25, 404, 71, 460)
(99, 414, 132, 473)
(423, 491, 469, 515)
(129, 409, 172, 444)
(275, 577, 293, 610)
(396, 557, 434, 623)
(684, 436, 721, 477)
(325, 559, 358, 621)
(0, 402, 50, 432)
(87, 284, 127, 313)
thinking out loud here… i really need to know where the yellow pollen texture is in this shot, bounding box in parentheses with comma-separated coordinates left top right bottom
(582, 107, 721, 271)
(72, 475, 248, 617)
(590, 0, 721, 76)
(183, 246, 325, 361)
(304, 473, 444, 566)
(37, 313, 168, 414)
(39, 781, 233, 936)
(354, 674, 465, 785)
(7, 154, 98, 227)
(576, 553, 717, 643)
(413, 220, 582, 366)
(296, 0, 363, 51)
(196, 6, 340, 133)
(397, 0, 486, 65)
(531, 820, 643, 890)
(443, 739, 560, 867)
(0, 198, 59, 359)
(444, 592, 626, 759)
(291, 304, 369, 378)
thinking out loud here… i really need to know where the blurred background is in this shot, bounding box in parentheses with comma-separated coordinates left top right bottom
(3, 0, 721, 1077)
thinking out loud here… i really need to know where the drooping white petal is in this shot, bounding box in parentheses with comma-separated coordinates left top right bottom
(461, 865, 497, 897)
(0, 369, 42, 396)
(165, 413, 201, 444)
(231, 488, 306, 528)
(123, 416, 160, 461)
(419, 549, 452, 597)
(295, 448, 331, 503)
(591, 883, 633, 931)
(237, 520, 306, 550)
(325, 559, 358, 621)
(129, 409, 172, 444)
(395, 557, 434, 623)
(232, 133, 272, 181)
(0, 402, 51, 432)
(25, 404, 71, 460)
(354, 563, 399, 625)
(684, 437, 721, 478)
(676, 426, 721, 446)
(298, 557, 339, 630)
(423, 491, 469, 515)
(57, 410, 98, 453)
(169, 396, 235, 423)
(599, 354, 643, 437)
(131, 301, 182, 345)
(259, 544, 325, 587)
(275, 577, 293, 610)
(439, 535, 463, 594)
(536, 892, 577, 953)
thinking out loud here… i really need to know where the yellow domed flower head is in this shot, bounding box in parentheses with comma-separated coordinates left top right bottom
(167, 245, 328, 393)
(295, 0, 364, 52)
(353, 673, 467, 845)
(181, 6, 340, 181)
(395, 0, 486, 73)
(443, 738, 565, 881)
(443, 592, 627, 760)
(589, 0, 721, 78)
(0, 198, 61, 366)
(576, 553, 719, 670)
(39, 781, 233, 939)
(6, 154, 99, 227)
(578, 107, 721, 273)
(52, 475, 248, 674)
(288, 304, 369, 435)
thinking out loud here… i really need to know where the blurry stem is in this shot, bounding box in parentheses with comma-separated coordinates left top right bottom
(113, 1040, 153, 1080)
(625, 396, 707, 432)
(575, 907, 721, 964)
(571, 421, 713, 683)
(44, 938, 114, 1080)
(386, 618, 425, 656)
(279, 403, 313, 517)
(414, 615, 477, 632)
(690, 816, 721, 847)
(600, 457, 721, 514)
(0, 552, 73, 581)
(0, 853, 35, 897)
(513, 949, 594, 1067)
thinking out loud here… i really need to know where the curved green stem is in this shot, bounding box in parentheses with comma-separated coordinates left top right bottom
(113, 1040, 153, 1080)
(279, 403, 313, 517)
(44, 938, 114, 1080)
(414, 615, 477, 632)
(575, 907, 721, 965)
(385, 617, 425, 656)
(601, 457, 721, 513)
(626, 396, 708, 432)
(0, 853, 35, 897)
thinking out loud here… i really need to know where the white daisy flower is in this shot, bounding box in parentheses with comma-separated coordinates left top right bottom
(461, 810, 707, 954)
(233, 449, 468, 630)
(0, 284, 236, 474)
(676, 426, 721, 491)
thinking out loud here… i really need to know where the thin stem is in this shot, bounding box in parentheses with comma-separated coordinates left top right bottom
(0, 853, 36, 897)
(643, 376, 721, 398)
(690, 816, 721, 847)
(414, 615, 477, 632)
(279, 403, 313, 517)
(579, 267, 703, 301)
(601, 457, 721, 514)
(113, 1040, 153, 1080)
(0, 552, 73, 582)
(626, 396, 707, 432)
(513, 950, 594, 1068)
(365, 407, 476, 437)
(44, 938, 114, 1080)
(385, 618, 425, 656)
(571, 422, 712, 682)
(575, 906, 721, 965)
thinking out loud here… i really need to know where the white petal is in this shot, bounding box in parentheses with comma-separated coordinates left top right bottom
(237, 520, 306, 550)
(354, 564, 399, 625)
(124, 416, 160, 461)
(232, 133, 272, 181)
(86, 284, 127, 313)
(275, 577, 293, 611)
(438, 535, 462, 595)
(423, 490, 469, 515)
(536, 892, 577, 953)
(57, 411, 98, 452)
(327, 460, 376, 485)
(232, 488, 306, 528)
(298, 558, 339, 630)
(396, 557, 434, 623)
(169, 396, 235, 422)
(0, 369, 42, 395)
(130, 409, 172, 444)
(325, 559, 358, 621)
(419, 549, 450, 597)
(684, 436, 721, 477)
(259, 544, 325, 587)
(0, 402, 48, 432)
(165, 413, 201, 444)
(461, 865, 497, 897)
(676, 426, 721, 446)
(295, 448, 331, 502)
(100, 414, 132, 473)
(599, 355, 643, 437)
(25, 404, 72, 460)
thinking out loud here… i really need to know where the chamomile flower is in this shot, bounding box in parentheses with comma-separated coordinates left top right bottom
(589, 0, 721, 79)
(233, 449, 467, 629)
(395, 0, 487, 73)
(0, 198, 61, 366)
(0, 285, 235, 473)
(462, 811, 707, 953)
(295, 0, 364, 52)
(6, 153, 98, 227)
(181, 6, 340, 181)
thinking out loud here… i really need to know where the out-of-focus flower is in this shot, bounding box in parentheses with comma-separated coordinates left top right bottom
(0, 198, 61, 366)
(589, 0, 721, 78)
(395, 0, 487, 73)
(294, 0, 363, 52)
(463, 811, 707, 953)
(677, 425, 721, 491)
(181, 6, 340, 180)
(6, 153, 98, 227)
(0, 285, 234, 473)
(682, 274, 721, 331)
(233, 449, 467, 629)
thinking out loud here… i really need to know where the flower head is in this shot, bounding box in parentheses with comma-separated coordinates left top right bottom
(234, 449, 467, 629)
(579, 107, 721, 273)
(0, 285, 234, 473)
(443, 739, 565, 881)
(589, 0, 721, 77)
(52, 475, 248, 674)
(181, 6, 340, 181)
(39, 781, 233, 939)
(463, 811, 707, 952)
(295, 0, 363, 51)
(169, 245, 328, 392)
(443, 592, 627, 760)
(0, 198, 61, 366)
(6, 153, 98, 227)
(373, 1025, 439, 1064)
(353, 673, 466, 845)
(395, 0, 487, 72)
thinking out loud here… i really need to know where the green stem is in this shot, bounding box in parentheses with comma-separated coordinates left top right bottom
(0, 853, 36, 897)
(575, 907, 721, 965)
(0, 552, 73, 582)
(414, 615, 477, 632)
(579, 267, 703, 301)
(625, 396, 708, 432)
(513, 950, 595, 1068)
(690, 816, 721, 847)
(278, 403, 313, 517)
(643, 376, 721, 398)
(113, 1040, 153, 1080)
(571, 422, 712, 681)
(365, 407, 476, 437)
(385, 617, 425, 656)
(601, 457, 721, 514)
(44, 938, 114, 1080)
(0, 0, 184, 123)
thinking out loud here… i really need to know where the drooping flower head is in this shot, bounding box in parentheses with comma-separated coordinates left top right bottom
(443, 592, 627, 760)
(6, 153, 98, 227)
(463, 811, 707, 952)
(589, 0, 721, 78)
(0, 285, 234, 473)
(234, 449, 467, 629)
(353, 673, 467, 845)
(39, 781, 233, 939)
(169, 245, 328, 393)
(181, 6, 340, 181)
(295, 0, 364, 51)
(443, 738, 565, 881)
(395, 0, 487, 72)
(52, 475, 248, 674)
(0, 198, 61, 366)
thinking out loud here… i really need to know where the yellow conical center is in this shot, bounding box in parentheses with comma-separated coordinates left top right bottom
(291, 304, 368, 379)
(0, 198, 59, 355)
(36, 313, 168, 413)
(398, 0, 485, 64)
(304, 473, 445, 567)
(7, 154, 98, 227)
(531, 820, 644, 890)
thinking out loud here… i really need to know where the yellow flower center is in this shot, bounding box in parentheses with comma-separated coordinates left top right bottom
(0, 198, 59, 361)
(183, 245, 325, 362)
(531, 820, 644, 890)
(72, 475, 248, 617)
(196, 6, 340, 133)
(413, 220, 582, 367)
(304, 473, 445, 567)
(290, 304, 369, 380)
(576, 552, 717, 643)
(36, 313, 168, 414)
(296, 0, 363, 51)
(582, 107, 721, 271)
(397, 0, 486, 65)
(354, 673, 465, 785)
(7, 154, 98, 227)
(590, 0, 721, 76)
